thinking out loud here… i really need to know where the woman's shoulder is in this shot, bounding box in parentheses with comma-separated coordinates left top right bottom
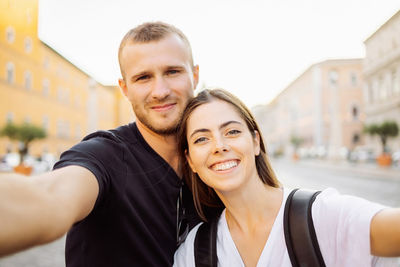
(173, 222, 203, 267)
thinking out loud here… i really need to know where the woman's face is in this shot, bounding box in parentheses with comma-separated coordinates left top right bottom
(185, 100, 261, 194)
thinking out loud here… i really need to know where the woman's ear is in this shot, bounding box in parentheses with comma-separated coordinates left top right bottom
(185, 149, 197, 173)
(253, 130, 261, 156)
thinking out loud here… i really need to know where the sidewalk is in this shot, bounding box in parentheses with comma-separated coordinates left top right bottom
(272, 157, 400, 181)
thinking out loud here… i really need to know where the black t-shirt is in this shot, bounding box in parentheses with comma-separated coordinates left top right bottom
(54, 123, 197, 267)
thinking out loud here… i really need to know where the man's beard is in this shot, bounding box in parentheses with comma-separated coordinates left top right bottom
(133, 105, 182, 136)
(142, 118, 179, 136)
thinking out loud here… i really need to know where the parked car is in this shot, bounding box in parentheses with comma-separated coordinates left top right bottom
(392, 151, 400, 166)
(349, 146, 376, 163)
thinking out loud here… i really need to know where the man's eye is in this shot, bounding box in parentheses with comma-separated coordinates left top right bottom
(137, 75, 150, 81)
(193, 137, 207, 144)
(167, 69, 179, 75)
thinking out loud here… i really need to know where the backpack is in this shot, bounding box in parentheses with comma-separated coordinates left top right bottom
(193, 189, 326, 267)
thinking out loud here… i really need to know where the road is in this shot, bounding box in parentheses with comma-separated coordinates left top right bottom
(272, 159, 400, 207)
(0, 159, 399, 266)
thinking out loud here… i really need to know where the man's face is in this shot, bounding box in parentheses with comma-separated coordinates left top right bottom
(119, 34, 199, 135)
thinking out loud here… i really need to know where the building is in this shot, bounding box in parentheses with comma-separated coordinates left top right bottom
(256, 59, 364, 159)
(363, 10, 400, 153)
(0, 0, 134, 158)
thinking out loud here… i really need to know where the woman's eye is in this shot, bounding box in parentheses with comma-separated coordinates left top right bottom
(193, 137, 207, 144)
(227, 129, 241, 136)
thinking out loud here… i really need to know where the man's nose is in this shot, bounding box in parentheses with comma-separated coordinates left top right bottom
(151, 77, 171, 100)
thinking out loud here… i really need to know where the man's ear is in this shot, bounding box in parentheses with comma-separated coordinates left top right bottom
(119, 78, 128, 97)
(253, 130, 261, 156)
(185, 149, 197, 173)
(192, 65, 199, 90)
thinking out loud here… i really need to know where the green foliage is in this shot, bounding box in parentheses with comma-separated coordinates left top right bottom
(1, 123, 46, 143)
(290, 135, 303, 148)
(0, 122, 47, 162)
(364, 121, 399, 153)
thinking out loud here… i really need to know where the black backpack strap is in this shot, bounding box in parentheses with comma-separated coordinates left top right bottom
(284, 189, 326, 267)
(194, 216, 219, 267)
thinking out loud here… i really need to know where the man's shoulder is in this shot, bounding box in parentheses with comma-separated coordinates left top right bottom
(83, 123, 138, 145)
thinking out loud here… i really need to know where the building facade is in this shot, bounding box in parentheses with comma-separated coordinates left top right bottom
(255, 59, 364, 159)
(0, 0, 134, 158)
(363, 10, 400, 153)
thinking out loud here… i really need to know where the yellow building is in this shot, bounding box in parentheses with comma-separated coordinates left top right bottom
(0, 0, 134, 159)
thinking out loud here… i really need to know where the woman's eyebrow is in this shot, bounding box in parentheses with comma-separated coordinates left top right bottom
(189, 120, 242, 139)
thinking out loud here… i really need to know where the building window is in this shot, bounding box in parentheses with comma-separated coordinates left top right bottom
(75, 124, 81, 139)
(6, 26, 15, 43)
(42, 115, 49, 133)
(352, 133, 360, 145)
(24, 116, 31, 124)
(6, 112, 14, 123)
(43, 57, 50, 69)
(57, 87, 63, 101)
(351, 105, 359, 120)
(6, 62, 15, 84)
(379, 76, 387, 100)
(24, 37, 32, 53)
(329, 71, 338, 86)
(350, 73, 357, 86)
(57, 119, 70, 138)
(392, 68, 399, 95)
(42, 79, 50, 96)
(75, 95, 81, 108)
(64, 88, 70, 104)
(24, 70, 32, 90)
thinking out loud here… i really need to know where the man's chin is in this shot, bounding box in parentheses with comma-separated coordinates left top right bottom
(144, 120, 179, 136)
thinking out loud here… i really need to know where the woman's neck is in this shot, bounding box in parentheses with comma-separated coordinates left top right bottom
(220, 182, 283, 267)
(220, 181, 283, 233)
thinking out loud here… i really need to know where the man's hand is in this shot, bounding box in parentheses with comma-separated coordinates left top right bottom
(0, 166, 98, 256)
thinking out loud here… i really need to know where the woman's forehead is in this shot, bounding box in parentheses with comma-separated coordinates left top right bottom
(187, 100, 245, 129)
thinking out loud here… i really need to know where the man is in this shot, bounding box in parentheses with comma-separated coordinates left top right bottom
(0, 22, 199, 266)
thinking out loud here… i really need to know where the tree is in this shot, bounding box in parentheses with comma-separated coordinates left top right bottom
(290, 135, 303, 152)
(0, 122, 46, 164)
(290, 135, 303, 160)
(364, 121, 399, 154)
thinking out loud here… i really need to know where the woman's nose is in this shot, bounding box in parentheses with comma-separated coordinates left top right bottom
(213, 139, 229, 154)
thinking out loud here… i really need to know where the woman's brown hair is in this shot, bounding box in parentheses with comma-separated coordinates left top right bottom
(177, 89, 279, 221)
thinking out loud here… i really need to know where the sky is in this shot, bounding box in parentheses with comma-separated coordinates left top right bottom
(38, 0, 400, 108)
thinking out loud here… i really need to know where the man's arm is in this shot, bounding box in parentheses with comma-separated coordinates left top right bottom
(370, 208, 400, 257)
(0, 165, 98, 256)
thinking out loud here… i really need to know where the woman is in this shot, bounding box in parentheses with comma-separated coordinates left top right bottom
(174, 89, 400, 267)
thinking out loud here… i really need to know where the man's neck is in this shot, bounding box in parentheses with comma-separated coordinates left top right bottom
(136, 121, 180, 175)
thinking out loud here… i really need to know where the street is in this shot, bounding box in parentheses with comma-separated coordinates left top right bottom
(273, 159, 400, 207)
(0, 159, 399, 266)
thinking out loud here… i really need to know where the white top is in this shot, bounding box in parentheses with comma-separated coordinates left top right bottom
(174, 188, 398, 267)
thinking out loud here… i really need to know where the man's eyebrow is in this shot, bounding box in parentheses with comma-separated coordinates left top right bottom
(130, 71, 150, 82)
(189, 120, 242, 139)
